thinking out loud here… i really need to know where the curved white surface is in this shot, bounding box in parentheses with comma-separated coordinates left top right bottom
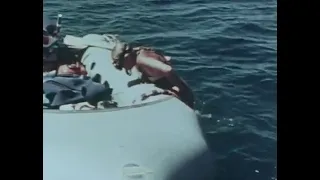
(44, 34, 215, 180)
(44, 98, 215, 180)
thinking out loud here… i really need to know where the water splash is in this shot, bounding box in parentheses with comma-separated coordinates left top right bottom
(195, 99, 213, 119)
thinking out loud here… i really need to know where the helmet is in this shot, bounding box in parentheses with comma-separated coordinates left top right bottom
(43, 13, 61, 48)
(43, 13, 62, 70)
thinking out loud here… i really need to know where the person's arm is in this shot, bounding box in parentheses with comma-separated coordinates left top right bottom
(57, 63, 87, 76)
(136, 56, 172, 77)
(137, 55, 184, 92)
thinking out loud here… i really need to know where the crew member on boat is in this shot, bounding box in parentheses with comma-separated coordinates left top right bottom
(111, 41, 195, 108)
(43, 14, 116, 110)
(43, 13, 87, 76)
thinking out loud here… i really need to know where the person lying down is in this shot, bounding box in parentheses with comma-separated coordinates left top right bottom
(43, 63, 117, 110)
(43, 75, 117, 110)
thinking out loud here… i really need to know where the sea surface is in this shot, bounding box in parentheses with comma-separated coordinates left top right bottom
(44, 0, 277, 180)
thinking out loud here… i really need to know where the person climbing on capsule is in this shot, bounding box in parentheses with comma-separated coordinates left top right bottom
(111, 41, 195, 108)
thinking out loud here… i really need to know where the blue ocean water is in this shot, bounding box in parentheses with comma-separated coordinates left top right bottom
(44, 0, 277, 179)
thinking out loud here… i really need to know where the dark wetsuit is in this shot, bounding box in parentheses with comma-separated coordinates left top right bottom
(43, 14, 86, 72)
